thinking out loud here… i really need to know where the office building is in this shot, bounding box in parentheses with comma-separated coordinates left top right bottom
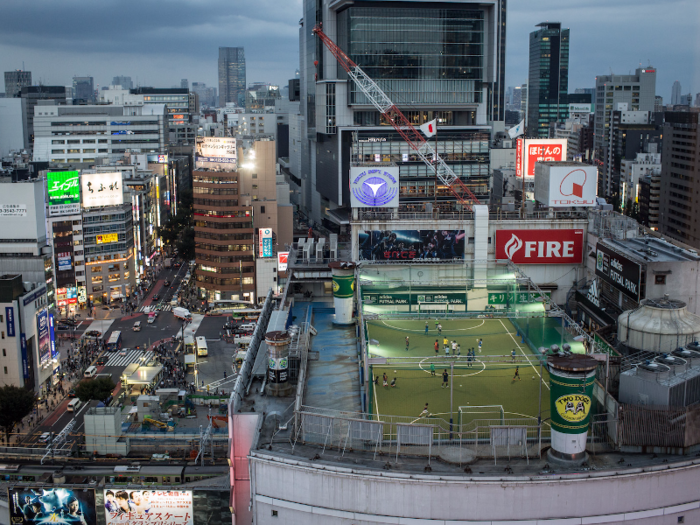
(681, 93, 693, 107)
(695, 93, 700, 108)
(671, 81, 682, 105)
(659, 109, 700, 248)
(511, 85, 523, 111)
(19, 86, 66, 148)
(526, 22, 569, 138)
(192, 82, 217, 107)
(130, 87, 195, 144)
(193, 168, 255, 302)
(620, 151, 661, 214)
(112, 76, 132, 90)
(298, 0, 505, 221)
(181, 79, 188, 89)
(32, 104, 167, 165)
(593, 67, 657, 156)
(218, 47, 246, 108)
(4, 70, 31, 98)
(72, 76, 95, 104)
(655, 96, 664, 113)
(638, 173, 660, 229)
(245, 83, 280, 112)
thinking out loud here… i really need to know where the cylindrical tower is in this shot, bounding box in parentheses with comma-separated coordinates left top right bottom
(547, 353, 598, 464)
(265, 331, 293, 397)
(329, 262, 356, 325)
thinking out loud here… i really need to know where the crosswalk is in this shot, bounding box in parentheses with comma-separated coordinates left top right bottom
(138, 304, 172, 313)
(104, 349, 155, 367)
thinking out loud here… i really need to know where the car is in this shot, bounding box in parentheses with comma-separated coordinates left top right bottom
(152, 294, 161, 301)
(39, 432, 51, 443)
(68, 389, 77, 398)
(85, 330, 101, 338)
(56, 325, 72, 332)
(58, 319, 77, 327)
(164, 280, 171, 287)
(133, 321, 142, 332)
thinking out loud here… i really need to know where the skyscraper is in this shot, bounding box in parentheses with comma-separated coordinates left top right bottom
(4, 70, 31, 98)
(671, 80, 681, 105)
(72, 76, 95, 104)
(526, 22, 569, 138)
(112, 76, 133, 90)
(218, 47, 246, 107)
(181, 79, 188, 89)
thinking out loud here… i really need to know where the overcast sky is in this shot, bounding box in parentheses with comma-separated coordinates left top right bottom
(1, 0, 697, 103)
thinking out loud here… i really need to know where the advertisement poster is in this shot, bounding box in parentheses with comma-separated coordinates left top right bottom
(57, 253, 72, 272)
(36, 309, 50, 367)
(277, 252, 289, 272)
(516, 139, 567, 177)
(259, 228, 272, 258)
(97, 233, 119, 244)
(359, 230, 465, 261)
(81, 172, 124, 208)
(350, 167, 399, 208)
(195, 137, 237, 169)
(9, 487, 96, 525)
(495, 229, 584, 264)
(534, 164, 598, 207)
(57, 287, 78, 307)
(103, 489, 193, 525)
(48, 313, 57, 358)
(47, 171, 81, 216)
(595, 243, 641, 301)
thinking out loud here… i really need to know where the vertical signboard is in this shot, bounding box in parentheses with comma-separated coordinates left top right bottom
(595, 243, 642, 301)
(515, 138, 524, 178)
(36, 309, 50, 367)
(20, 333, 29, 380)
(9, 488, 97, 525)
(5, 307, 15, 337)
(258, 228, 272, 258)
(277, 252, 289, 272)
(104, 489, 193, 525)
(49, 313, 58, 359)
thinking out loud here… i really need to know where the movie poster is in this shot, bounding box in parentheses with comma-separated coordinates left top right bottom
(359, 230, 465, 261)
(103, 489, 193, 525)
(9, 488, 96, 525)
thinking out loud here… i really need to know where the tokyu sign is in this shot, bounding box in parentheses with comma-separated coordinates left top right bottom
(496, 229, 584, 264)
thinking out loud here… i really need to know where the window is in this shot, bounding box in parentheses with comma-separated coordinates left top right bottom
(3, 367, 6, 375)
(260, 206, 265, 213)
(655, 275, 666, 285)
(92, 266, 102, 272)
(1, 332, 4, 339)
(2, 349, 5, 357)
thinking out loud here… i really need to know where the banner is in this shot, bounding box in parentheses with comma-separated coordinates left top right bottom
(6, 307, 15, 337)
(81, 172, 124, 208)
(495, 229, 584, 264)
(359, 230, 465, 261)
(258, 228, 272, 258)
(104, 490, 193, 525)
(9, 487, 96, 525)
(595, 242, 641, 301)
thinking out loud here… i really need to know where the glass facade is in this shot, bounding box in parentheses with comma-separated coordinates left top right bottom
(338, 7, 485, 106)
(218, 47, 246, 107)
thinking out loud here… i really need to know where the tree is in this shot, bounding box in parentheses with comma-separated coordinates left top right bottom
(74, 377, 116, 403)
(0, 386, 36, 443)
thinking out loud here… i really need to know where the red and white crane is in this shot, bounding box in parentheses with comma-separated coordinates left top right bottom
(312, 24, 481, 211)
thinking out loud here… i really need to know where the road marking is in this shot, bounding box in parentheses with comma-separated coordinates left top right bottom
(498, 319, 549, 391)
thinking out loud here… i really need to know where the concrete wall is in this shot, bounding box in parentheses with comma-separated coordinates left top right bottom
(250, 452, 700, 524)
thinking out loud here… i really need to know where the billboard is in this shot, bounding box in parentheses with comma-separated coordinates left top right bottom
(57, 287, 78, 307)
(37, 308, 50, 367)
(6, 307, 15, 337)
(569, 103, 593, 114)
(516, 138, 567, 177)
(104, 489, 193, 525)
(495, 229, 584, 264)
(534, 164, 598, 207)
(195, 137, 237, 169)
(595, 242, 642, 301)
(147, 154, 168, 164)
(350, 167, 399, 208)
(259, 228, 272, 258)
(81, 172, 124, 208)
(359, 230, 465, 261)
(96, 233, 119, 244)
(57, 252, 72, 272)
(47, 171, 81, 216)
(9, 487, 97, 525)
(277, 251, 289, 272)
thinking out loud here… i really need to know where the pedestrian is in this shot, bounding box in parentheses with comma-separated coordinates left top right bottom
(434, 340, 439, 356)
(382, 372, 388, 387)
(513, 366, 521, 381)
(429, 362, 435, 376)
(441, 369, 449, 388)
(425, 321, 429, 335)
(405, 336, 410, 351)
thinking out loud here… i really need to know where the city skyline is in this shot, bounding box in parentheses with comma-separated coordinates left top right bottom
(0, 0, 697, 102)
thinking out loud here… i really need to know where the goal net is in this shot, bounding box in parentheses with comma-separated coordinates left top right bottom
(458, 405, 505, 428)
(418, 302, 451, 314)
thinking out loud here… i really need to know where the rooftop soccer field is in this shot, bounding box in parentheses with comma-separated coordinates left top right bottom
(366, 318, 552, 430)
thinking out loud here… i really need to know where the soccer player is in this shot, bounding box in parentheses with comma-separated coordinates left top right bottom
(451, 340, 457, 355)
(430, 362, 436, 376)
(435, 318, 439, 329)
(437, 323, 442, 335)
(457, 344, 461, 356)
(434, 340, 439, 356)
(405, 336, 410, 351)
(513, 366, 521, 381)
(467, 350, 472, 368)
(445, 343, 450, 357)
(478, 338, 483, 352)
(420, 403, 430, 418)
(390, 377, 397, 388)
(383, 372, 389, 387)
(443, 337, 449, 351)
(442, 369, 449, 388)
(511, 349, 517, 362)
(425, 321, 429, 335)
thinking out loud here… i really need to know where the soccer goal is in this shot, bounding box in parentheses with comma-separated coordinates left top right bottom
(458, 405, 505, 429)
(418, 302, 450, 314)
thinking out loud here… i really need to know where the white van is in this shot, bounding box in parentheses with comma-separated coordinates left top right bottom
(239, 323, 256, 332)
(67, 399, 82, 412)
(84, 366, 97, 378)
(133, 321, 142, 332)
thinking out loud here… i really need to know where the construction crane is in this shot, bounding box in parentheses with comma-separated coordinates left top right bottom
(312, 24, 481, 211)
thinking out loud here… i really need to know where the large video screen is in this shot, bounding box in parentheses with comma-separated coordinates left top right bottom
(359, 230, 465, 261)
(104, 489, 193, 525)
(9, 488, 96, 525)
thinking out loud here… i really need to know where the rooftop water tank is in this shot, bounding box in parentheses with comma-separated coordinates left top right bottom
(618, 296, 700, 353)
